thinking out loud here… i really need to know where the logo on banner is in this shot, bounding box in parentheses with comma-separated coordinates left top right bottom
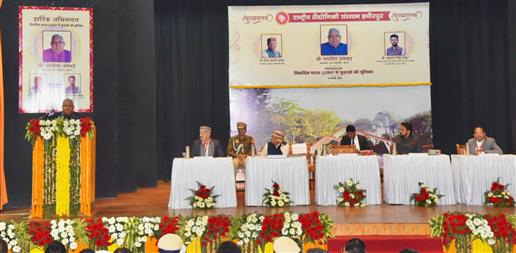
(276, 12, 289, 25)
(242, 14, 273, 24)
(390, 11, 423, 21)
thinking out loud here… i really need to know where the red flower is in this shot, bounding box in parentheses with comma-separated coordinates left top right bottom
(273, 182, 280, 190)
(300, 212, 324, 241)
(86, 218, 112, 247)
(201, 215, 231, 247)
(159, 216, 180, 237)
(28, 119, 41, 136)
(28, 221, 53, 247)
(491, 182, 505, 192)
(80, 117, 93, 137)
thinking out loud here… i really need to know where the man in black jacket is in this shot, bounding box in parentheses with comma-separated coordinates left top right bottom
(340, 125, 371, 151)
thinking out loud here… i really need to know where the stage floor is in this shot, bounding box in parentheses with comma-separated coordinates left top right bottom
(2, 181, 514, 235)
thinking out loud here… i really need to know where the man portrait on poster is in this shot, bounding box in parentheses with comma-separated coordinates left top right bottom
(42, 33, 72, 62)
(320, 27, 348, 56)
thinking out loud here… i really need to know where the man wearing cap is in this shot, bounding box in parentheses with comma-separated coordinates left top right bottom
(259, 130, 289, 156)
(227, 122, 255, 173)
(192, 126, 225, 157)
(157, 233, 185, 253)
(273, 237, 301, 253)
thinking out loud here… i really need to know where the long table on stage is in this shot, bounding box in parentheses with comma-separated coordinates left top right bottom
(315, 154, 382, 205)
(383, 154, 456, 205)
(168, 157, 237, 209)
(245, 156, 310, 206)
(452, 154, 516, 205)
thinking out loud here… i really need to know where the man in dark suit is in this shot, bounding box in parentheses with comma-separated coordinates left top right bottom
(192, 126, 225, 157)
(340, 125, 371, 151)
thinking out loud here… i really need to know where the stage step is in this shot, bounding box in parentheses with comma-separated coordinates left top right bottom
(327, 235, 443, 253)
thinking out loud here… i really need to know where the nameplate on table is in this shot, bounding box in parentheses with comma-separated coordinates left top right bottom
(478, 153, 500, 156)
(291, 143, 308, 155)
(408, 153, 428, 156)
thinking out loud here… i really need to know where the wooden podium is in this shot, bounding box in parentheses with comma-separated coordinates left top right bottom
(27, 118, 96, 218)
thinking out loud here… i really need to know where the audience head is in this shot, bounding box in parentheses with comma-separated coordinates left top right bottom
(158, 233, 183, 253)
(473, 127, 486, 141)
(0, 240, 7, 253)
(307, 249, 327, 253)
(273, 236, 301, 253)
(399, 122, 413, 137)
(400, 249, 418, 253)
(343, 238, 365, 253)
(346, 125, 357, 138)
(78, 249, 95, 253)
(45, 241, 67, 253)
(113, 248, 132, 253)
(216, 241, 242, 253)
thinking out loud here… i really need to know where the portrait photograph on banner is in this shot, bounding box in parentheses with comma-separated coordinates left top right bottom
(19, 6, 93, 113)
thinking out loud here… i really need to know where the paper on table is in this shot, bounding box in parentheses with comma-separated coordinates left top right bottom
(291, 143, 307, 155)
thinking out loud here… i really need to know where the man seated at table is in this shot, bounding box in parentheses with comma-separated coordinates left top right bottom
(227, 121, 255, 173)
(467, 127, 503, 155)
(340, 125, 371, 151)
(259, 130, 289, 156)
(393, 122, 422, 154)
(192, 126, 224, 157)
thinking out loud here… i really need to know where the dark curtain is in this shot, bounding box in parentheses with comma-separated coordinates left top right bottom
(430, 0, 514, 154)
(155, 0, 230, 180)
(0, 0, 158, 207)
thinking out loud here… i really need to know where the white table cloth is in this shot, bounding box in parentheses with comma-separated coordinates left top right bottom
(315, 155, 381, 205)
(452, 155, 516, 205)
(245, 156, 310, 206)
(168, 157, 237, 209)
(383, 154, 456, 205)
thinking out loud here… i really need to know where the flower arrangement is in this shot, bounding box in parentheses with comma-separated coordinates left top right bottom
(181, 216, 208, 246)
(233, 213, 263, 250)
(85, 217, 111, 250)
(187, 182, 219, 209)
(0, 213, 334, 253)
(335, 179, 366, 207)
(484, 179, 515, 207)
(411, 182, 444, 207)
(430, 212, 516, 253)
(49, 219, 78, 250)
(263, 181, 291, 207)
(281, 212, 303, 238)
(25, 117, 95, 143)
(0, 221, 21, 252)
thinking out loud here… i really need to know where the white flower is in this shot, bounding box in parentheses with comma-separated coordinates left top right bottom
(69, 242, 77, 250)
(356, 184, 362, 189)
(271, 200, 277, 206)
(278, 200, 284, 207)
(291, 214, 298, 220)
(135, 242, 142, 248)
(488, 239, 495, 245)
(117, 239, 124, 246)
(338, 187, 344, 192)
(289, 228, 295, 235)
(425, 199, 432, 205)
(12, 246, 21, 253)
(473, 218, 481, 226)
(346, 180, 353, 186)
(349, 194, 355, 199)
(61, 239, 69, 245)
(344, 202, 350, 207)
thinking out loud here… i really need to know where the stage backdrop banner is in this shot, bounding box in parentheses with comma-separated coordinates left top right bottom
(19, 6, 93, 113)
(228, 3, 429, 88)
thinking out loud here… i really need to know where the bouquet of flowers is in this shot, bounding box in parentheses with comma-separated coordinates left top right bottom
(484, 179, 515, 207)
(280, 212, 302, 238)
(201, 215, 231, 249)
(158, 216, 180, 238)
(80, 117, 95, 137)
(234, 213, 263, 247)
(25, 117, 95, 143)
(0, 221, 21, 252)
(86, 218, 111, 250)
(411, 182, 444, 207)
(28, 221, 54, 247)
(187, 182, 219, 209)
(49, 219, 78, 250)
(181, 216, 208, 245)
(262, 181, 291, 207)
(465, 214, 496, 245)
(335, 179, 366, 207)
(103, 217, 128, 247)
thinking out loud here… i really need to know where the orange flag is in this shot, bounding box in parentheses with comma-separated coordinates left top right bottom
(0, 23, 9, 210)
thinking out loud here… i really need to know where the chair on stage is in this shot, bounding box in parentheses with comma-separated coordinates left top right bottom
(456, 144, 467, 154)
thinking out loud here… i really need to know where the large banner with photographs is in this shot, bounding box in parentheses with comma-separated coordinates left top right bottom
(228, 3, 429, 88)
(19, 6, 93, 113)
(228, 3, 432, 151)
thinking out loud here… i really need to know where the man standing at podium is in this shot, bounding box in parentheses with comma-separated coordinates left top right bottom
(192, 126, 224, 157)
(227, 122, 254, 173)
(49, 98, 79, 119)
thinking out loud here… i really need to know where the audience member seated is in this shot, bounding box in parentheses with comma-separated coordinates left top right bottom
(158, 233, 184, 253)
(216, 241, 242, 253)
(343, 238, 366, 253)
(113, 248, 132, 253)
(400, 249, 419, 253)
(45, 241, 67, 253)
(78, 249, 95, 253)
(273, 236, 301, 253)
(307, 248, 328, 253)
(0, 240, 7, 253)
